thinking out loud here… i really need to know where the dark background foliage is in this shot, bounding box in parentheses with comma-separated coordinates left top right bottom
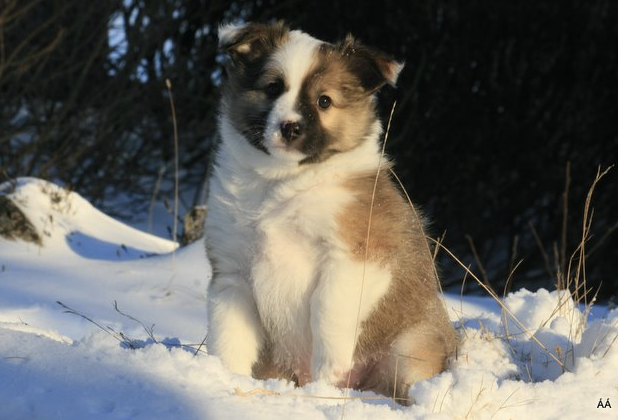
(1, 0, 616, 300)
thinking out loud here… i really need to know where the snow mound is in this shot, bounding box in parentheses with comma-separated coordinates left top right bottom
(1, 177, 177, 259)
(1, 178, 617, 420)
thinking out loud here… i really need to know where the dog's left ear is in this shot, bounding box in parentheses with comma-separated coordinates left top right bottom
(218, 21, 289, 67)
(339, 35, 404, 93)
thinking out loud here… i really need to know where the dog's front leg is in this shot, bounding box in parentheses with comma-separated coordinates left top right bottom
(309, 256, 391, 385)
(206, 273, 265, 376)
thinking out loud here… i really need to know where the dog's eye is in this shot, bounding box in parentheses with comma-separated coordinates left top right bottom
(264, 80, 284, 98)
(317, 95, 332, 109)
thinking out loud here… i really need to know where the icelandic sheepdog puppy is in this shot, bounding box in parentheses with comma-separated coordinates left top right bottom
(205, 21, 457, 403)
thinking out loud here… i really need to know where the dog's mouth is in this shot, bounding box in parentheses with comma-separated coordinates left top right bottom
(266, 136, 308, 162)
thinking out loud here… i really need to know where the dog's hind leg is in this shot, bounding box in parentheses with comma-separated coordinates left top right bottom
(359, 323, 454, 405)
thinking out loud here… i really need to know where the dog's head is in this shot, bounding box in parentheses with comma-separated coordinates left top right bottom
(218, 21, 403, 165)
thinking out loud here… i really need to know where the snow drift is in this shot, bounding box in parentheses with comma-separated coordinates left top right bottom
(0, 178, 616, 420)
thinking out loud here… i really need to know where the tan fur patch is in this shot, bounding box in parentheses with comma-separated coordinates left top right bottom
(357, 324, 452, 404)
(302, 51, 377, 153)
(336, 169, 457, 388)
(289, 45, 384, 162)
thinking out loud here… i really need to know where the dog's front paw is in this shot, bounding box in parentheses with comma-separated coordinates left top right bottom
(312, 362, 349, 386)
(314, 361, 369, 389)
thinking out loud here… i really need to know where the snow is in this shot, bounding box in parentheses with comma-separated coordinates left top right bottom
(1, 177, 617, 419)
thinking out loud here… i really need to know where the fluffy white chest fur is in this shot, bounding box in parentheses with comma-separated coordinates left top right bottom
(205, 21, 456, 403)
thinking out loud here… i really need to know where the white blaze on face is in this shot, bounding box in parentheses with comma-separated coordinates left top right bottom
(262, 31, 322, 160)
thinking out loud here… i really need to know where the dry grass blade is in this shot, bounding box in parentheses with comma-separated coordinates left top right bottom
(503, 259, 523, 299)
(234, 387, 409, 403)
(388, 167, 444, 294)
(572, 165, 612, 306)
(433, 231, 448, 263)
(501, 259, 524, 344)
(58, 300, 207, 354)
(340, 101, 397, 418)
(560, 162, 571, 278)
(194, 332, 208, 357)
(347, 103, 395, 366)
(464, 375, 486, 419)
(426, 237, 567, 370)
(602, 327, 618, 359)
(57, 300, 137, 348)
(166, 78, 180, 256)
(234, 387, 278, 397)
(432, 380, 455, 413)
(490, 388, 536, 418)
(507, 235, 520, 281)
(528, 221, 554, 281)
(465, 234, 491, 291)
(588, 220, 618, 256)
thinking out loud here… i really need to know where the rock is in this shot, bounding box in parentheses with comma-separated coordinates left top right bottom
(0, 195, 42, 245)
(180, 205, 207, 246)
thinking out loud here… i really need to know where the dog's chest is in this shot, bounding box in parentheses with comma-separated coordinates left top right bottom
(250, 182, 351, 351)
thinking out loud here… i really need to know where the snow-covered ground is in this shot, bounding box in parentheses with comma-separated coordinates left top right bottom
(1, 178, 617, 419)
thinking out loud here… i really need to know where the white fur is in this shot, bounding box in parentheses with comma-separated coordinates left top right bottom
(206, 273, 264, 375)
(206, 27, 393, 384)
(310, 257, 391, 383)
(263, 31, 322, 160)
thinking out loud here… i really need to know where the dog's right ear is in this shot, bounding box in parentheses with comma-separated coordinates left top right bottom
(337, 35, 404, 93)
(218, 21, 289, 67)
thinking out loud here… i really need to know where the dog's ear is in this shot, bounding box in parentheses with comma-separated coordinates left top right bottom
(218, 21, 289, 67)
(338, 35, 404, 93)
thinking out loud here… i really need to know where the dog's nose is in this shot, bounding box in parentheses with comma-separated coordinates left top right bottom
(280, 121, 302, 143)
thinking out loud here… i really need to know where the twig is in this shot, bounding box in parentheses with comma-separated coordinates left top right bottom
(194, 332, 208, 357)
(57, 300, 135, 348)
(165, 78, 180, 257)
(148, 165, 166, 234)
(58, 300, 207, 354)
(113, 300, 157, 343)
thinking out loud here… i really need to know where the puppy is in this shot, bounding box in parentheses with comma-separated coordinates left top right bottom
(205, 21, 457, 403)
